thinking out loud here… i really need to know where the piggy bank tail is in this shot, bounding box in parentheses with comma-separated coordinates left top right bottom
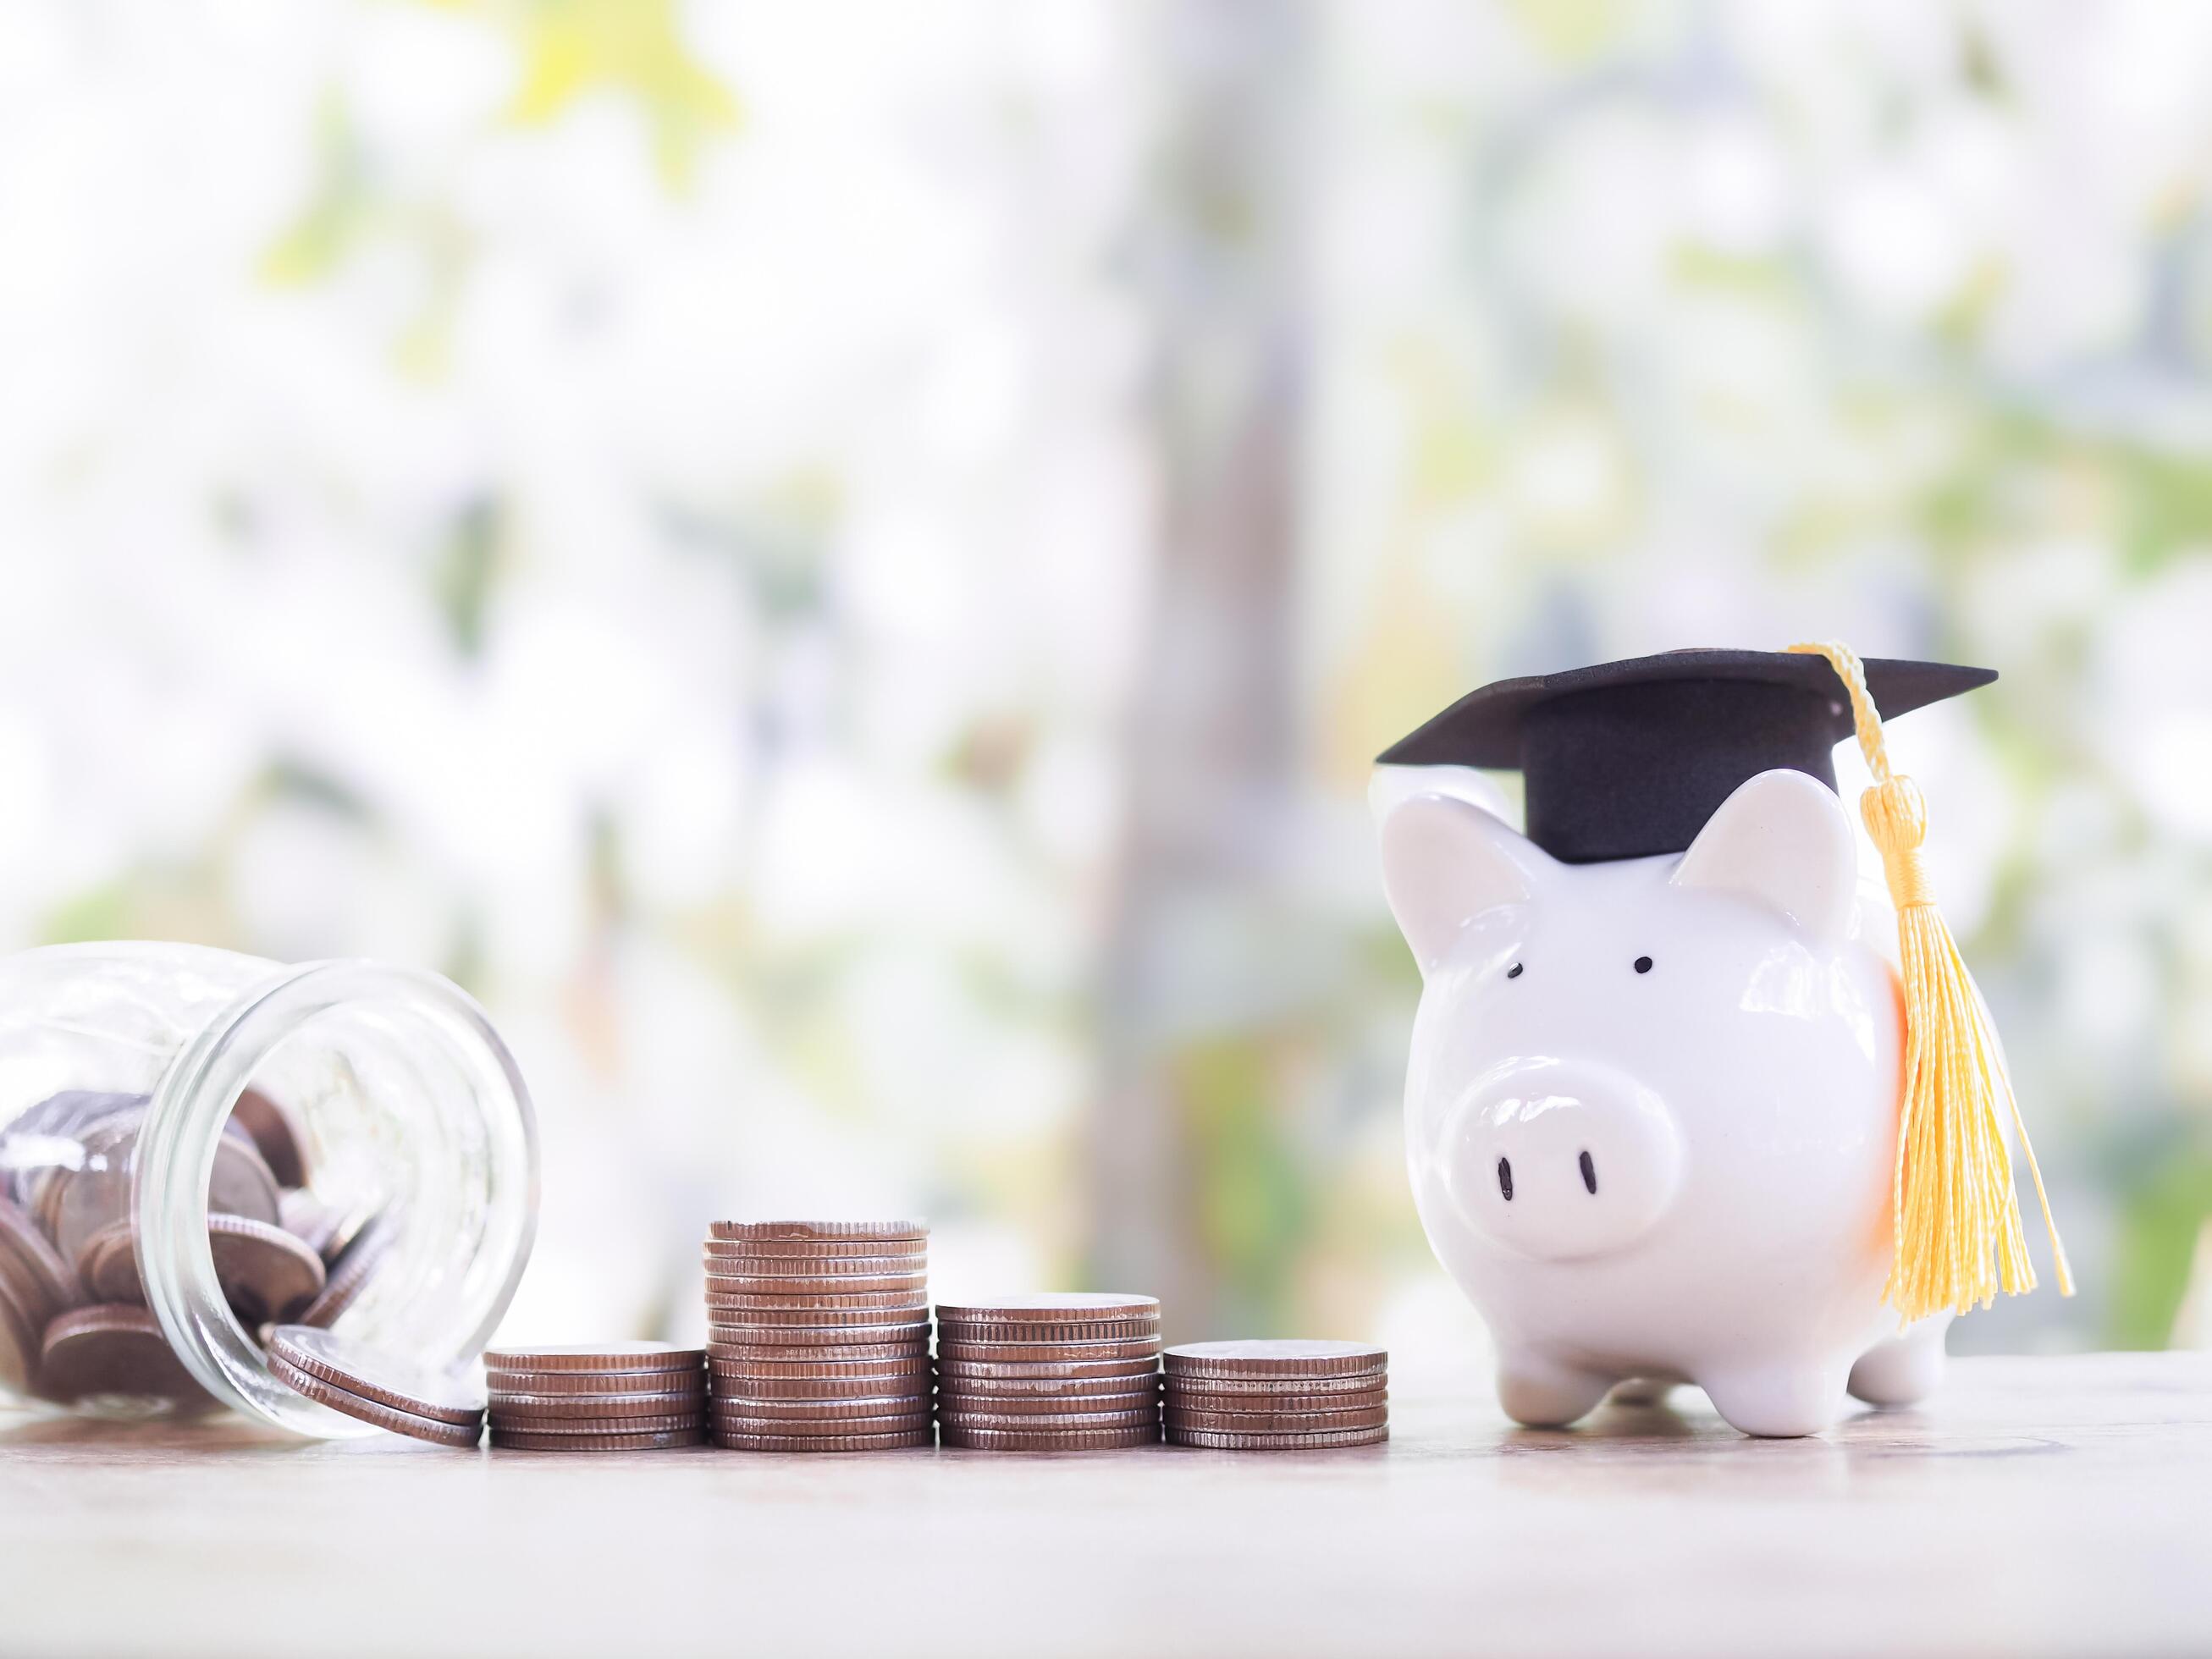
(1788, 641, 2074, 1324)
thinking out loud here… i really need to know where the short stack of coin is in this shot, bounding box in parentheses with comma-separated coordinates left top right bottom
(934, 1293, 1162, 1451)
(1162, 1340, 1388, 1450)
(484, 1342, 708, 1451)
(703, 1221, 934, 1452)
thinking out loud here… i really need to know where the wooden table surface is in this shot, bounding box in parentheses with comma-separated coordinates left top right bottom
(1, 1352, 2206, 1657)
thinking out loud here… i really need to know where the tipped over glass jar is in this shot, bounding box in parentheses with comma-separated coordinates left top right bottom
(0, 944, 538, 1436)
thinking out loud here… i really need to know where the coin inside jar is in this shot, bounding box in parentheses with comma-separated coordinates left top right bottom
(38, 1304, 212, 1406)
(0, 1196, 81, 1316)
(0, 1268, 40, 1393)
(292, 1212, 394, 1329)
(208, 1215, 326, 1323)
(227, 1089, 309, 1189)
(76, 1220, 141, 1304)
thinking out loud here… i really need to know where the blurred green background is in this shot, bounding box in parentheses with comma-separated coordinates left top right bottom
(2, 0, 2208, 1375)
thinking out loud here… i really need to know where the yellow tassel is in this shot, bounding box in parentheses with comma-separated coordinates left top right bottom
(1786, 641, 2073, 1321)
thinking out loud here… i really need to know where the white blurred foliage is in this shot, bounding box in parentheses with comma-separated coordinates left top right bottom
(0, 0, 1149, 1340)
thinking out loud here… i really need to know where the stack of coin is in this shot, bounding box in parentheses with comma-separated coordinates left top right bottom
(703, 1221, 934, 1452)
(934, 1293, 1162, 1451)
(1162, 1340, 1388, 1449)
(0, 1087, 387, 1408)
(484, 1342, 708, 1451)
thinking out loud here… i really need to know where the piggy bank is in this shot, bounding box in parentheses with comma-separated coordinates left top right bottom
(1379, 766, 1946, 1437)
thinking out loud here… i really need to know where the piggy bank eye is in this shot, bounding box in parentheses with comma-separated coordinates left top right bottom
(1633, 956, 1653, 974)
(1506, 962, 1525, 980)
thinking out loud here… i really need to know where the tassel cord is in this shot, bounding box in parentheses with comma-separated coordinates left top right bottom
(1786, 641, 2072, 1320)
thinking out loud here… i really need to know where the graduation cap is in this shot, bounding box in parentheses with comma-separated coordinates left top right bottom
(1376, 640, 2069, 1327)
(1376, 648, 1996, 865)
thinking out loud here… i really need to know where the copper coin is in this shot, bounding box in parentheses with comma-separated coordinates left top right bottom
(488, 1397, 703, 1424)
(705, 1319, 931, 1345)
(0, 1267, 39, 1392)
(269, 1352, 483, 1446)
(484, 1342, 708, 1375)
(489, 1411, 706, 1435)
(47, 1112, 142, 1265)
(702, 1238, 926, 1262)
(938, 1424, 1159, 1452)
(1167, 1405, 1389, 1434)
(37, 1305, 211, 1404)
(707, 1341, 930, 1365)
(1165, 1388, 1388, 1419)
(1163, 1340, 1387, 1378)
(488, 1380, 703, 1407)
(938, 1407, 1158, 1432)
(703, 1290, 930, 1314)
(210, 1215, 327, 1323)
(707, 1221, 928, 1243)
(932, 1385, 1156, 1414)
(77, 1220, 141, 1304)
(310, 1200, 386, 1269)
(228, 1089, 309, 1188)
(208, 1134, 284, 1226)
(294, 1212, 394, 1328)
(277, 1190, 344, 1259)
(934, 1318, 1161, 1346)
(709, 1392, 931, 1419)
(710, 1427, 934, 1452)
(935, 1338, 1160, 1364)
(703, 1273, 928, 1297)
(710, 1369, 929, 1399)
(1161, 1370, 1387, 1397)
(0, 1196, 80, 1316)
(710, 1408, 932, 1436)
(268, 1326, 488, 1423)
(709, 1349, 930, 1375)
(932, 1354, 1159, 1381)
(491, 1426, 704, 1451)
(698, 1309, 933, 1336)
(933, 1293, 1160, 1323)
(1167, 1424, 1390, 1450)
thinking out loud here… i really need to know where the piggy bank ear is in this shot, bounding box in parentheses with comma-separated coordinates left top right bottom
(1379, 793, 1549, 973)
(1671, 769, 1856, 945)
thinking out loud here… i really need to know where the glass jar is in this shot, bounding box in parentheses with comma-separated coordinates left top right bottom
(0, 943, 537, 1436)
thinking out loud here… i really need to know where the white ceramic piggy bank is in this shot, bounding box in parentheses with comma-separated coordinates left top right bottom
(1380, 766, 1947, 1437)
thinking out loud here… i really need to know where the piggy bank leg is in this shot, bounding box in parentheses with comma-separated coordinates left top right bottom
(1496, 1351, 1612, 1429)
(1699, 1359, 1850, 1439)
(1846, 1321, 1947, 1408)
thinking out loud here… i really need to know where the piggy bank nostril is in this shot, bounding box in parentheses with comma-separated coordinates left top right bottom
(1497, 1157, 1514, 1202)
(1579, 1149, 1597, 1194)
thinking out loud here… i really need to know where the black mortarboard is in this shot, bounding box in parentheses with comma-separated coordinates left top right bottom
(1376, 648, 1996, 864)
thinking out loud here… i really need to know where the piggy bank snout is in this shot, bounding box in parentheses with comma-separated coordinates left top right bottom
(1440, 1063, 1683, 1263)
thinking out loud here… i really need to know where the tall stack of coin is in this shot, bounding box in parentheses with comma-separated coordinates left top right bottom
(703, 1221, 934, 1452)
(934, 1293, 1162, 1451)
(1162, 1340, 1388, 1449)
(483, 1342, 708, 1451)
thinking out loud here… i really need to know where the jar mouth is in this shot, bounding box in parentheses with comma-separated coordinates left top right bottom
(135, 961, 538, 1436)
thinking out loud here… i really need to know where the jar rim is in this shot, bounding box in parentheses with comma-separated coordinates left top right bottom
(134, 960, 538, 1436)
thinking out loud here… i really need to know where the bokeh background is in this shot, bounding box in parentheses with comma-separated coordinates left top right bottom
(4, 0, 2209, 1376)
